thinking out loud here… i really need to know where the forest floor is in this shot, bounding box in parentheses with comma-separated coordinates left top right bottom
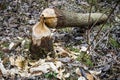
(0, 0, 120, 80)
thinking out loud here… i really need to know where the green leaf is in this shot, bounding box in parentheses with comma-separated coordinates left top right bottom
(45, 72, 57, 79)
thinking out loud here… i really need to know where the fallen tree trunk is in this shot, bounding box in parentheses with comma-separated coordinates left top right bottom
(41, 8, 107, 28)
(29, 8, 107, 59)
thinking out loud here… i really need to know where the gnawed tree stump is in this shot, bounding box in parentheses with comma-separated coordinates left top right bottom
(29, 15, 54, 59)
(30, 8, 108, 59)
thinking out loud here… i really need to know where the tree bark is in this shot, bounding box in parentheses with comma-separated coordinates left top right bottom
(41, 8, 107, 28)
(29, 8, 107, 59)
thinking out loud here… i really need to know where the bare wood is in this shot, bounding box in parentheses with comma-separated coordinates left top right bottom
(29, 16, 54, 59)
(41, 8, 107, 28)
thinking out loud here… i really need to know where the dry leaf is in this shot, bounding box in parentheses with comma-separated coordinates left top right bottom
(9, 42, 14, 50)
(55, 61, 63, 68)
(19, 71, 30, 77)
(0, 59, 8, 75)
(78, 77, 86, 80)
(17, 37, 23, 40)
(58, 57, 72, 63)
(57, 69, 65, 79)
(47, 62, 58, 73)
(80, 46, 87, 52)
(9, 68, 19, 76)
(29, 59, 45, 66)
(30, 63, 50, 74)
(9, 56, 15, 66)
(15, 56, 28, 70)
(55, 46, 69, 57)
(30, 62, 58, 74)
(0, 69, 2, 78)
(64, 73, 70, 78)
(76, 67, 94, 80)
(89, 70, 101, 75)
(21, 40, 26, 47)
(76, 68, 82, 76)
(30, 70, 43, 76)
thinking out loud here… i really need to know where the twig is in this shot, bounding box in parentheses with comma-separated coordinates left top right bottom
(87, 0, 93, 52)
(93, 26, 113, 49)
(89, 11, 108, 32)
(104, 22, 112, 48)
(93, 2, 119, 42)
(87, 2, 119, 51)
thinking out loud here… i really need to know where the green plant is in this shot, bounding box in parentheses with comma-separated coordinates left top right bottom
(76, 51, 93, 67)
(60, 28, 72, 33)
(2, 42, 9, 47)
(66, 46, 80, 53)
(24, 40, 31, 49)
(0, 51, 4, 58)
(45, 72, 58, 79)
(109, 37, 120, 48)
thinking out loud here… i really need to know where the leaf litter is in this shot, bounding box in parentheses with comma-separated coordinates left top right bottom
(0, 0, 120, 80)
